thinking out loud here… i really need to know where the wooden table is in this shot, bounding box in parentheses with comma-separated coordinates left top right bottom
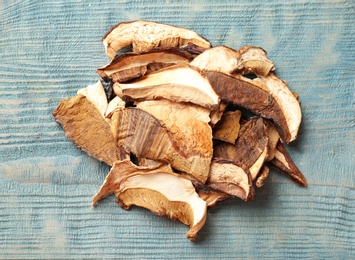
(1, 0, 354, 258)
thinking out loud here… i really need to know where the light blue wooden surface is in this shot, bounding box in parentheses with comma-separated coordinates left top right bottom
(1, 0, 354, 258)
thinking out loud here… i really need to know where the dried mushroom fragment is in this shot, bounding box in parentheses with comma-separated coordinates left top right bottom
(103, 20, 211, 59)
(203, 71, 296, 143)
(111, 107, 211, 183)
(214, 117, 269, 181)
(255, 165, 269, 188)
(190, 45, 274, 76)
(114, 64, 219, 109)
(92, 160, 207, 242)
(212, 110, 241, 143)
(206, 160, 254, 201)
(97, 47, 193, 83)
(52, 94, 127, 166)
(105, 96, 126, 118)
(271, 141, 307, 186)
(180, 43, 208, 57)
(136, 99, 213, 179)
(258, 73, 302, 143)
(197, 190, 231, 207)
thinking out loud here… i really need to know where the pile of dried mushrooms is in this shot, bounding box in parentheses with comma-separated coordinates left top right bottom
(53, 20, 306, 242)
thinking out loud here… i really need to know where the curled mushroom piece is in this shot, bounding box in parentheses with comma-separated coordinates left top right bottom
(97, 47, 193, 83)
(114, 64, 220, 110)
(103, 20, 211, 59)
(92, 160, 207, 242)
(206, 160, 254, 201)
(190, 45, 274, 76)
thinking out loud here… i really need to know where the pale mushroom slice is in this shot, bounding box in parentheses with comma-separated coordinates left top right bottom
(77, 80, 108, 117)
(190, 45, 274, 76)
(92, 160, 207, 242)
(212, 110, 241, 144)
(271, 141, 307, 187)
(207, 160, 254, 201)
(202, 70, 297, 143)
(110, 107, 211, 183)
(113, 64, 220, 110)
(213, 117, 269, 181)
(97, 47, 193, 83)
(103, 20, 211, 59)
(52, 94, 128, 166)
(258, 73, 302, 143)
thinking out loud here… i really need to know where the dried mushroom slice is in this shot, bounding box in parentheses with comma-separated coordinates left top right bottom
(136, 99, 213, 179)
(197, 190, 231, 207)
(207, 160, 254, 201)
(258, 73, 302, 143)
(103, 20, 211, 59)
(105, 96, 126, 118)
(214, 117, 269, 180)
(270, 141, 307, 186)
(114, 64, 219, 109)
(52, 94, 127, 166)
(97, 47, 193, 83)
(212, 110, 241, 144)
(203, 71, 296, 143)
(110, 107, 211, 183)
(255, 165, 269, 188)
(190, 45, 274, 76)
(92, 160, 207, 242)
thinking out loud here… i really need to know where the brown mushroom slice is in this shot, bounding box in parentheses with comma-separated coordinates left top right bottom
(136, 99, 213, 176)
(213, 117, 269, 180)
(258, 73, 302, 143)
(190, 45, 274, 76)
(212, 110, 241, 144)
(255, 165, 270, 188)
(103, 20, 211, 59)
(203, 71, 295, 143)
(97, 47, 193, 83)
(110, 107, 211, 183)
(207, 160, 254, 201)
(271, 141, 307, 187)
(52, 94, 127, 166)
(197, 190, 231, 207)
(114, 64, 219, 109)
(118, 172, 207, 241)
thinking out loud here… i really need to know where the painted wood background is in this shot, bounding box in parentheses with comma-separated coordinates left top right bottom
(1, 0, 354, 258)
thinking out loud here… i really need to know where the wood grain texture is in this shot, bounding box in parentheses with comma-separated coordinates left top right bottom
(1, 0, 354, 258)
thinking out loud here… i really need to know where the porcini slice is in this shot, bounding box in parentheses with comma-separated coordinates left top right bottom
(97, 47, 193, 83)
(103, 20, 211, 59)
(136, 99, 213, 180)
(110, 107, 211, 183)
(92, 160, 207, 242)
(52, 94, 127, 166)
(258, 73, 302, 143)
(203, 71, 296, 143)
(190, 45, 274, 76)
(207, 160, 254, 201)
(214, 117, 269, 180)
(271, 141, 307, 186)
(212, 110, 241, 144)
(114, 64, 219, 109)
(77, 80, 108, 117)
